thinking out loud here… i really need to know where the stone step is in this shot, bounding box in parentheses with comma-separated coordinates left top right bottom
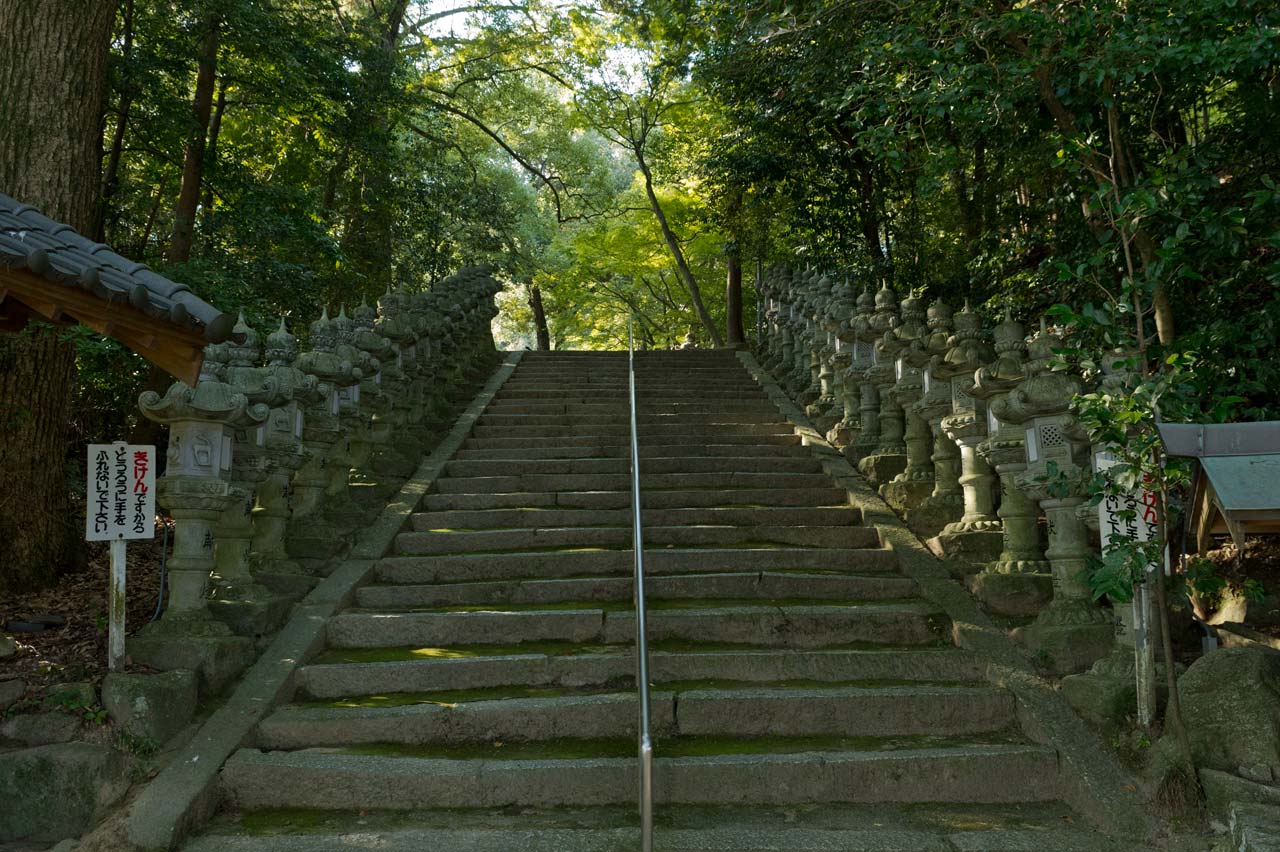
(256, 684, 1015, 749)
(325, 603, 941, 649)
(218, 743, 1060, 810)
(453, 442, 812, 460)
(410, 506, 861, 531)
(394, 524, 879, 556)
(298, 647, 986, 699)
(377, 546, 896, 583)
(477, 412, 783, 428)
(421, 486, 846, 512)
(469, 423, 792, 439)
(432, 471, 835, 494)
(461, 433, 802, 450)
(486, 400, 777, 414)
(494, 389, 769, 401)
(443, 455, 823, 477)
(186, 821, 1127, 852)
(357, 571, 916, 608)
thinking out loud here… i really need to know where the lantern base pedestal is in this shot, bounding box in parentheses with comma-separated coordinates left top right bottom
(880, 477, 934, 514)
(826, 422, 859, 449)
(1015, 609, 1114, 675)
(905, 494, 963, 539)
(967, 571, 1053, 618)
(208, 585, 295, 638)
(926, 529, 1003, 577)
(857, 452, 906, 487)
(128, 618, 254, 696)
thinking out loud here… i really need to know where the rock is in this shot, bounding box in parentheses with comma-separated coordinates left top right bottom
(128, 631, 254, 696)
(0, 632, 15, 657)
(45, 681, 96, 708)
(1180, 647, 1280, 777)
(1200, 768, 1280, 817)
(0, 678, 25, 711)
(1230, 802, 1280, 852)
(102, 670, 197, 746)
(51, 840, 79, 852)
(1, 712, 82, 746)
(0, 743, 129, 842)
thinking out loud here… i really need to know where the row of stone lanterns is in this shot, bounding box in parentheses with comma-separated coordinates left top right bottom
(127, 268, 502, 692)
(760, 266, 1115, 676)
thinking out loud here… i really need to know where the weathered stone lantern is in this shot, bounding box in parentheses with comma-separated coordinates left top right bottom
(906, 299, 963, 538)
(881, 294, 934, 512)
(852, 284, 900, 467)
(286, 309, 362, 569)
(250, 318, 324, 597)
(1002, 324, 1114, 673)
(970, 311, 1052, 616)
(828, 281, 861, 447)
(130, 349, 264, 688)
(934, 305, 1003, 572)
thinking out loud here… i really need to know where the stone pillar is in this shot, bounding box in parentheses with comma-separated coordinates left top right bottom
(129, 356, 262, 690)
(828, 283, 862, 447)
(881, 295, 934, 513)
(931, 305, 1003, 573)
(1001, 325, 1113, 674)
(968, 311, 1052, 616)
(905, 300, 963, 538)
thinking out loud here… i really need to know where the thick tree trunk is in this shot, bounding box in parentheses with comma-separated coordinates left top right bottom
(0, 0, 114, 593)
(341, 0, 409, 295)
(725, 251, 745, 346)
(99, 0, 136, 243)
(635, 150, 724, 347)
(200, 79, 229, 225)
(528, 283, 551, 350)
(167, 12, 221, 264)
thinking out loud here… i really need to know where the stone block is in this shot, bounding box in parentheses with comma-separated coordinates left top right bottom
(0, 632, 15, 657)
(1200, 768, 1280, 817)
(1015, 620, 1114, 675)
(879, 478, 934, 514)
(857, 453, 907, 487)
(45, 681, 95, 708)
(0, 677, 25, 710)
(102, 670, 198, 747)
(967, 572, 1053, 618)
(926, 529, 1003, 577)
(128, 632, 254, 696)
(1061, 673, 1137, 727)
(208, 594, 294, 638)
(0, 743, 129, 842)
(1, 712, 82, 746)
(1230, 802, 1280, 852)
(905, 498, 963, 539)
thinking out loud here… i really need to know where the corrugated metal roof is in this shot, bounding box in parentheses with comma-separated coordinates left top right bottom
(0, 193, 233, 343)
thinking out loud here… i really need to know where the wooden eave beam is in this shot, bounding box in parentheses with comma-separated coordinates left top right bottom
(1, 269, 206, 385)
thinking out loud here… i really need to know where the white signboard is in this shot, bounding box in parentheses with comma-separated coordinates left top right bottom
(86, 443, 156, 542)
(1094, 450, 1159, 545)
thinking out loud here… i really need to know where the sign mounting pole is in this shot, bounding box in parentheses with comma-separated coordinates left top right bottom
(87, 442, 156, 671)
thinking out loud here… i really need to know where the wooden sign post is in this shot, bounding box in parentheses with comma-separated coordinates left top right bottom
(86, 443, 156, 671)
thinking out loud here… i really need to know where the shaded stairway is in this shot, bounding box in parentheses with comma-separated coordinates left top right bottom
(185, 350, 1128, 851)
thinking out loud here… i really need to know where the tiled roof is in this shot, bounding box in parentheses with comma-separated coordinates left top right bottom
(0, 193, 234, 343)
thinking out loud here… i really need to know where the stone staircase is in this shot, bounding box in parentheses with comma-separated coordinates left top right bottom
(184, 350, 1128, 851)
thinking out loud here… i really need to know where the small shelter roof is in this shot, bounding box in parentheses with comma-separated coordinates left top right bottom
(0, 193, 233, 384)
(1158, 422, 1280, 550)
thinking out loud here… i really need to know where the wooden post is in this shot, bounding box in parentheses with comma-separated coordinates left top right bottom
(109, 538, 127, 671)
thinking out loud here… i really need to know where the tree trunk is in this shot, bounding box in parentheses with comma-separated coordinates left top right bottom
(725, 251, 745, 346)
(341, 0, 409, 295)
(200, 78, 229, 226)
(99, 0, 136, 243)
(0, 0, 115, 593)
(528, 283, 551, 350)
(167, 12, 221, 264)
(635, 149, 724, 347)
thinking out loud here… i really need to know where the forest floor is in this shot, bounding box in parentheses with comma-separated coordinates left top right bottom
(0, 519, 169, 706)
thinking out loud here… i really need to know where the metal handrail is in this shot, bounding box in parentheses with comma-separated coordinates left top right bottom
(627, 316, 654, 852)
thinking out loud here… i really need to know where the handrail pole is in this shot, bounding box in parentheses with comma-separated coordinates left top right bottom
(628, 316, 654, 852)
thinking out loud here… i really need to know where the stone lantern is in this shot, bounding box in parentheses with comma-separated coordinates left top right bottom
(325, 306, 383, 532)
(130, 349, 264, 688)
(858, 289, 915, 486)
(851, 284, 899, 465)
(933, 305, 1003, 572)
(906, 299, 963, 538)
(206, 315, 295, 636)
(881, 294, 934, 512)
(250, 318, 324, 597)
(814, 276, 853, 434)
(763, 268, 792, 374)
(828, 281, 862, 447)
(1001, 323, 1114, 673)
(286, 309, 362, 569)
(970, 311, 1052, 616)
